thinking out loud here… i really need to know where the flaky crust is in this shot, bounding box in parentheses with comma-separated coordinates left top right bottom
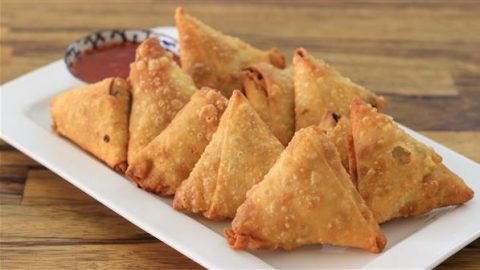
(173, 90, 284, 220)
(175, 7, 286, 97)
(243, 64, 295, 146)
(350, 98, 474, 223)
(128, 37, 196, 162)
(226, 126, 386, 253)
(318, 112, 357, 186)
(293, 48, 385, 130)
(126, 88, 227, 195)
(51, 78, 130, 173)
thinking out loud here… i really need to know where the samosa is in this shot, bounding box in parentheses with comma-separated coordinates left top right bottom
(242, 64, 295, 145)
(51, 77, 130, 173)
(350, 98, 474, 223)
(294, 48, 385, 130)
(128, 37, 196, 162)
(175, 7, 286, 97)
(318, 112, 357, 185)
(226, 126, 387, 253)
(173, 90, 284, 220)
(126, 88, 227, 195)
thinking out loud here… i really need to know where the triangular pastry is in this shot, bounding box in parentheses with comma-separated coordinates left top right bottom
(243, 63, 295, 145)
(51, 77, 130, 173)
(318, 112, 357, 185)
(350, 98, 474, 223)
(294, 48, 385, 130)
(128, 37, 196, 162)
(225, 126, 387, 253)
(126, 88, 227, 195)
(173, 90, 284, 220)
(175, 7, 286, 97)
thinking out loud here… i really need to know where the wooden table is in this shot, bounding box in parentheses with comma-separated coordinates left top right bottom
(1, 0, 479, 269)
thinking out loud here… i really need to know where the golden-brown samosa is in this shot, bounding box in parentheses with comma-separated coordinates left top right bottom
(173, 90, 284, 220)
(350, 98, 474, 223)
(225, 126, 386, 253)
(126, 88, 227, 195)
(294, 48, 385, 130)
(175, 7, 286, 97)
(51, 77, 130, 173)
(318, 112, 357, 185)
(128, 37, 196, 162)
(242, 64, 295, 145)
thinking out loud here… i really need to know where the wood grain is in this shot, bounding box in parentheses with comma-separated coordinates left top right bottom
(1, 0, 479, 269)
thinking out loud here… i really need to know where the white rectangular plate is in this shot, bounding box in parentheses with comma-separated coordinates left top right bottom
(1, 27, 479, 270)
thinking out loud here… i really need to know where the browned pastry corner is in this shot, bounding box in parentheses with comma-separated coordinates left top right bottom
(50, 77, 130, 173)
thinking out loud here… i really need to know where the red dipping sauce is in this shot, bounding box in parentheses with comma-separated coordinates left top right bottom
(71, 42, 139, 83)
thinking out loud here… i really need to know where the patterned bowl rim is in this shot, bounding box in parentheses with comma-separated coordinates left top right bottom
(64, 29, 179, 82)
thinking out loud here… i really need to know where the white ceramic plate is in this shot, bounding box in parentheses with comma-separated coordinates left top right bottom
(1, 26, 479, 270)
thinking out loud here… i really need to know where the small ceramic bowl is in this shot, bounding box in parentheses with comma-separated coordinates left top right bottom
(64, 29, 179, 82)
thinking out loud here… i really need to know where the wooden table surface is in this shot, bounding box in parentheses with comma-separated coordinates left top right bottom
(1, 0, 479, 269)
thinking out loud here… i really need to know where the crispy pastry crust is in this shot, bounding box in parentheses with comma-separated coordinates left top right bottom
(350, 98, 474, 223)
(173, 90, 284, 219)
(175, 7, 286, 97)
(128, 37, 196, 162)
(50, 77, 130, 173)
(293, 48, 385, 130)
(242, 64, 295, 145)
(226, 126, 386, 253)
(318, 112, 357, 186)
(126, 88, 227, 195)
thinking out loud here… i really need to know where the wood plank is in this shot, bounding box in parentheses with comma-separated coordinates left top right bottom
(436, 246, 480, 270)
(421, 131, 480, 162)
(0, 151, 42, 167)
(0, 204, 153, 243)
(0, 166, 28, 205)
(22, 169, 96, 205)
(0, 243, 201, 270)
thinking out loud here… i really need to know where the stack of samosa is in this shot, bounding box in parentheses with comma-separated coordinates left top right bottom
(174, 90, 284, 220)
(50, 6, 474, 255)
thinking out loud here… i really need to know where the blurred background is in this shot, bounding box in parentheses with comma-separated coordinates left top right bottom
(1, 1, 479, 269)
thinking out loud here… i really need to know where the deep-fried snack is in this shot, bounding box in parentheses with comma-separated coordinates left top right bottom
(126, 88, 227, 195)
(128, 37, 196, 162)
(51, 77, 130, 173)
(318, 112, 357, 185)
(173, 90, 284, 220)
(350, 98, 474, 223)
(175, 7, 286, 97)
(294, 48, 385, 130)
(226, 126, 386, 253)
(243, 64, 295, 145)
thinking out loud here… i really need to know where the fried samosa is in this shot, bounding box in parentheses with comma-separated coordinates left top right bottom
(128, 37, 196, 162)
(226, 126, 386, 253)
(173, 90, 284, 220)
(243, 64, 295, 145)
(51, 77, 130, 173)
(318, 112, 357, 185)
(126, 88, 227, 195)
(175, 7, 286, 97)
(294, 48, 385, 130)
(350, 98, 474, 223)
